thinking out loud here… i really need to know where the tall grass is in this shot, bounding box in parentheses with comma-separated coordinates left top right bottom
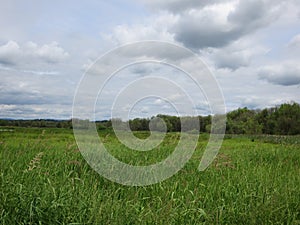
(0, 128, 299, 224)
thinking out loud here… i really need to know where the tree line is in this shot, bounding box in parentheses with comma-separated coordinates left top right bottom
(1, 102, 299, 135)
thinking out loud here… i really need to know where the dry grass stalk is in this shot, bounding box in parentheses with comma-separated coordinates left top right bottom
(213, 153, 235, 169)
(25, 152, 44, 172)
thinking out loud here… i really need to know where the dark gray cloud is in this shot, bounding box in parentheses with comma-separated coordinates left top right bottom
(172, 0, 283, 49)
(0, 59, 15, 66)
(259, 62, 300, 86)
(228, 0, 272, 27)
(0, 89, 72, 106)
(0, 104, 72, 119)
(173, 19, 239, 49)
(260, 75, 300, 86)
(141, 0, 231, 13)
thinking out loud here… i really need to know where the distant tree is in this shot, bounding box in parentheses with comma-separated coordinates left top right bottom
(200, 115, 212, 133)
(226, 107, 261, 134)
(274, 102, 300, 135)
(129, 118, 150, 131)
(181, 116, 199, 132)
(1, 102, 299, 135)
(149, 116, 167, 132)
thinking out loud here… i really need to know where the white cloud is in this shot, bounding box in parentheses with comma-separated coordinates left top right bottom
(286, 34, 300, 58)
(154, 99, 163, 105)
(0, 41, 21, 64)
(0, 41, 69, 66)
(270, 33, 300, 91)
(31, 42, 69, 63)
(203, 38, 270, 70)
(104, 12, 177, 45)
(288, 34, 300, 48)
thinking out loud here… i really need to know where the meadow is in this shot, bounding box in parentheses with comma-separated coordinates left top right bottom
(0, 127, 299, 224)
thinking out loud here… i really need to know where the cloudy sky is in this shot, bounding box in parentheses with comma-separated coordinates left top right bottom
(0, 0, 300, 120)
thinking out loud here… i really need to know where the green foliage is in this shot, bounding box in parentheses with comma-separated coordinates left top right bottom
(274, 102, 300, 135)
(130, 118, 150, 131)
(226, 107, 262, 134)
(0, 119, 73, 129)
(1, 102, 300, 135)
(226, 102, 300, 135)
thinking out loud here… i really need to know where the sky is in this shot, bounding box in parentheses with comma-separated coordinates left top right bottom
(0, 0, 300, 120)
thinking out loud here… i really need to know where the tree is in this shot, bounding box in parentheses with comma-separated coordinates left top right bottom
(274, 102, 300, 135)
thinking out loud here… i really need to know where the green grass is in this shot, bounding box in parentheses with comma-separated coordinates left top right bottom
(0, 128, 299, 224)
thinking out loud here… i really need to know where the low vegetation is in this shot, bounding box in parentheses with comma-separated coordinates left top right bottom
(1, 128, 299, 224)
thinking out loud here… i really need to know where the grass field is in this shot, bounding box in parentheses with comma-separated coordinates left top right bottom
(0, 127, 299, 224)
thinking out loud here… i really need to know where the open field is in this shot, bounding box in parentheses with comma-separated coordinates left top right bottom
(0, 127, 299, 224)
